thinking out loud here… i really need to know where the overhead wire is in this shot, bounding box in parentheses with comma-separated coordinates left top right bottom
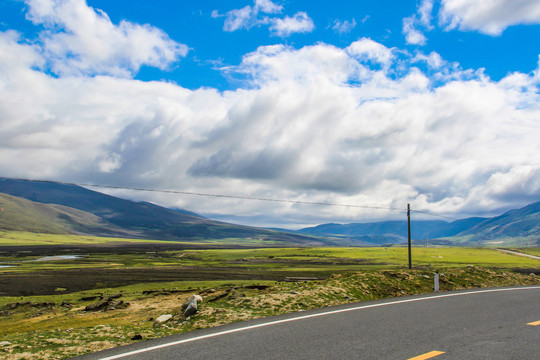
(0, 176, 476, 223)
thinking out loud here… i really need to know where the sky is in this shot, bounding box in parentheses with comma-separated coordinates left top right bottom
(1, 0, 540, 229)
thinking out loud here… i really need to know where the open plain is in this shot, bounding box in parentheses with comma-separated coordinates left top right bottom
(0, 232, 538, 359)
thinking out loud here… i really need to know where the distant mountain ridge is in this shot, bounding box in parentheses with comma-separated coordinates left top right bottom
(297, 218, 486, 242)
(1, 179, 538, 247)
(0, 179, 326, 245)
(457, 201, 540, 243)
(296, 202, 540, 246)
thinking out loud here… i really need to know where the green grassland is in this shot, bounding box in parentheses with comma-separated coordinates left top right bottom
(0, 231, 187, 246)
(0, 231, 288, 247)
(186, 246, 540, 268)
(2, 244, 539, 276)
(0, 232, 538, 359)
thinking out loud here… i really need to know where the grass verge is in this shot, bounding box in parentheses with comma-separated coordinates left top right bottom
(0, 266, 538, 360)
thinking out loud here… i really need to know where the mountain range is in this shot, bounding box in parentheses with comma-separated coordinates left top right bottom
(296, 218, 486, 244)
(0, 178, 539, 247)
(0, 179, 325, 246)
(295, 204, 540, 247)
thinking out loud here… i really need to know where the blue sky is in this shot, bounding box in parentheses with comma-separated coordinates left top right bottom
(103, 1, 535, 84)
(1, 0, 540, 228)
(3, 0, 538, 88)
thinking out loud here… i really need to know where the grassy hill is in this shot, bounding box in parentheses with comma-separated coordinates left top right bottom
(448, 202, 540, 246)
(460, 202, 540, 239)
(0, 193, 137, 237)
(0, 193, 72, 234)
(0, 179, 327, 245)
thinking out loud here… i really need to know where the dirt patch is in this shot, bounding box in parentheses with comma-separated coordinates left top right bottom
(0, 266, 291, 296)
(0, 243, 286, 257)
(513, 268, 540, 275)
(0, 261, 343, 296)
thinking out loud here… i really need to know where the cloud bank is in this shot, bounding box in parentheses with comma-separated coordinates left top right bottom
(1, 0, 540, 227)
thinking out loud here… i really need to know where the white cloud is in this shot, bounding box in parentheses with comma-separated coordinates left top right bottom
(24, 0, 187, 77)
(269, 12, 315, 37)
(405, 0, 540, 41)
(221, 0, 283, 32)
(218, 1, 314, 37)
(232, 44, 358, 86)
(332, 18, 357, 34)
(223, 5, 253, 31)
(2, 4, 540, 227)
(346, 38, 394, 67)
(0, 30, 44, 70)
(402, 0, 433, 45)
(254, 0, 282, 14)
(413, 51, 445, 70)
(419, 0, 435, 25)
(439, 0, 540, 35)
(403, 16, 428, 45)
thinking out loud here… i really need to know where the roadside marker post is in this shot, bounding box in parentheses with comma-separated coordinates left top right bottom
(434, 272, 439, 292)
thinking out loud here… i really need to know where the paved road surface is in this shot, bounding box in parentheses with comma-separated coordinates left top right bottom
(497, 249, 540, 260)
(74, 286, 540, 360)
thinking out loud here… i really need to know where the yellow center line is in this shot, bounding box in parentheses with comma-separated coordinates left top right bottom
(527, 320, 540, 326)
(408, 351, 446, 360)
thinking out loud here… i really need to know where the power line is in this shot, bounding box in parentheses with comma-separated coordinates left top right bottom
(0, 176, 473, 222)
(408, 208, 474, 223)
(1, 176, 404, 211)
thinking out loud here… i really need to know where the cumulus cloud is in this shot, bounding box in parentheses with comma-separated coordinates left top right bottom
(268, 12, 315, 37)
(24, 0, 187, 77)
(347, 38, 394, 68)
(217, 0, 314, 37)
(404, 0, 540, 44)
(403, 16, 428, 45)
(2, 2, 540, 227)
(439, 0, 540, 35)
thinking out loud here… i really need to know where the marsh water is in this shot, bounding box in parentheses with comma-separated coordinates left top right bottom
(33, 255, 83, 261)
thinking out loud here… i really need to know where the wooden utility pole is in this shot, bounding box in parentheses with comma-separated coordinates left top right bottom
(407, 203, 412, 269)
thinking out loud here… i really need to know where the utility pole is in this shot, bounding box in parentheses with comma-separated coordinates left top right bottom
(407, 203, 412, 269)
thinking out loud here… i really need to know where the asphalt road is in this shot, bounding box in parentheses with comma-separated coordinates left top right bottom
(496, 249, 540, 260)
(74, 286, 540, 360)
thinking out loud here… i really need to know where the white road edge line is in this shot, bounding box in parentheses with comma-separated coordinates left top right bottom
(97, 286, 540, 360)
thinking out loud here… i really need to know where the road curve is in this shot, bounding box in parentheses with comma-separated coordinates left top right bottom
(497, 249, 540, 260)
(74, 286, 540, 360)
